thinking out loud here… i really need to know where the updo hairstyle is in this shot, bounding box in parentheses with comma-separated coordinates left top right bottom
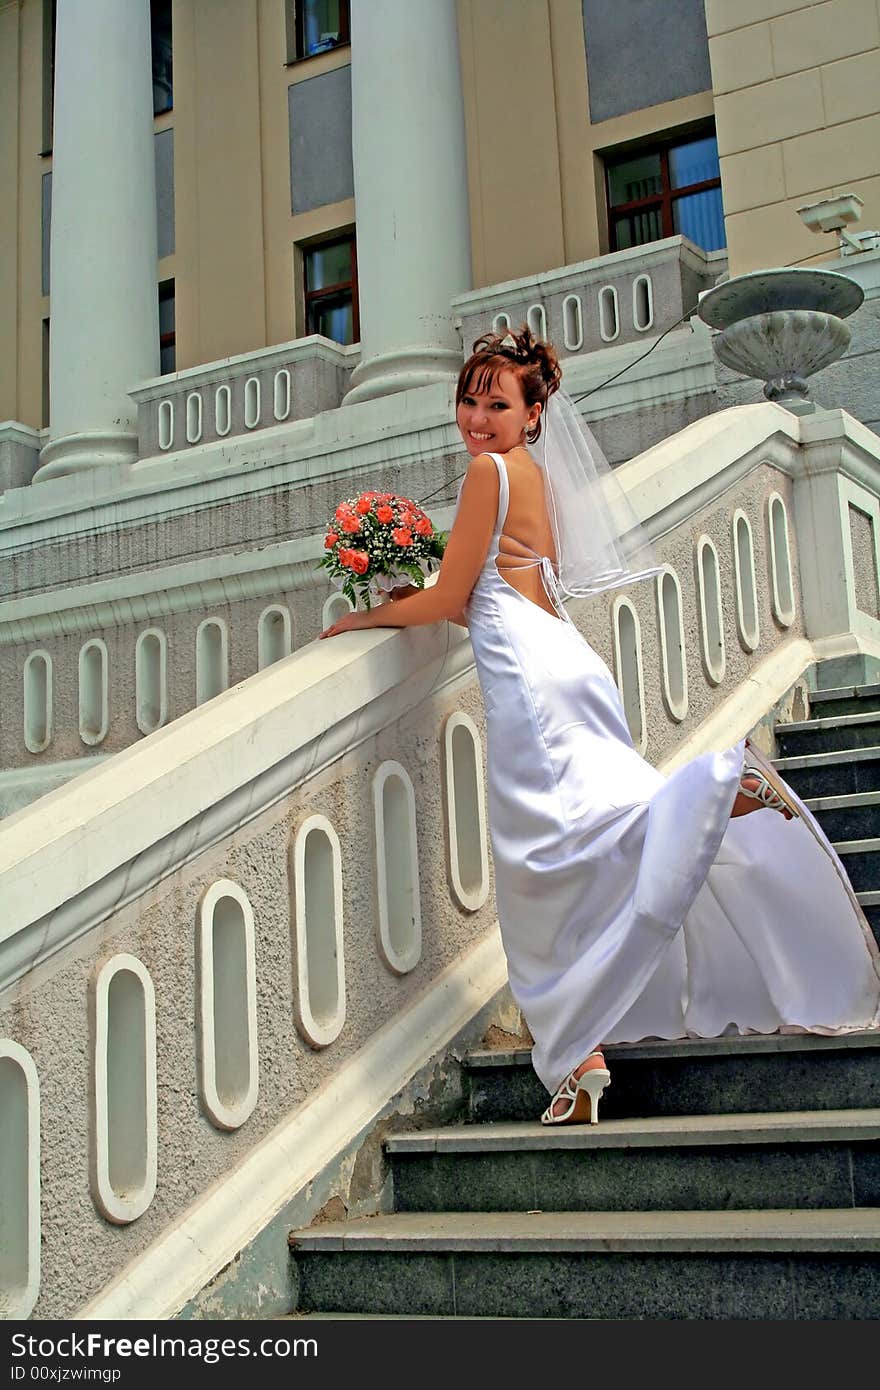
(456, 324, 562, 444)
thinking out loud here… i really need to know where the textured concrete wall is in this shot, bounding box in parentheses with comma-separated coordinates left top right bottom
(0, 447, 464, 602)
(850, 501, 880, 618)
(154, 128, 175, 261)
(582, 0, 712, 122)
(289, 64, 354, 215)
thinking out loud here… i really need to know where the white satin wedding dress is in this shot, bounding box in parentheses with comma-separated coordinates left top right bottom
(463, 451, 880, 1095)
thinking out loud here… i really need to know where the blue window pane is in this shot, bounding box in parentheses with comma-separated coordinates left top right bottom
(303, 0, 345, 56)
(313, 297, 354, 345)
(306, 240, 352, 291)
(669, 136, 719, 190)
(672, 187, 726, 252)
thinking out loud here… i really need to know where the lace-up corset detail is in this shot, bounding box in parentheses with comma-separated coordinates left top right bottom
(485, 453, 573, 626)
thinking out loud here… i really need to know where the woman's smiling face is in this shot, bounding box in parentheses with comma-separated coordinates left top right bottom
(456, 367, 539, 457)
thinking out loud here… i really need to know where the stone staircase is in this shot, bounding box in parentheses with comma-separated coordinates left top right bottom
(775, 682, 880, 941)
(287, 685, 880, 1320)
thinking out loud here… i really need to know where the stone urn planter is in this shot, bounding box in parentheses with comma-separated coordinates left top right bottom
(697, 267, 864, 412)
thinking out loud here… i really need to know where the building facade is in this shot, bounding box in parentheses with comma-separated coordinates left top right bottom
(4, 0, 880, 431)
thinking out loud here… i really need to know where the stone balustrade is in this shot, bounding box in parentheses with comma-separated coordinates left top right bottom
(130, 334, 359, 458)
(452, 235, 727, 358)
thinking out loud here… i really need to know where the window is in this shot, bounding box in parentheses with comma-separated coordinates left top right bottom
(42, 1, 173, 153)
(41, 320, 50, 429)
(303, 235, 359, 346)
(151, 0, 173, 115)
(40, 0, 56, 155)
(606, 132, 725, 254)
(158, 280, 175, 374)
(287, 0, 350, 62)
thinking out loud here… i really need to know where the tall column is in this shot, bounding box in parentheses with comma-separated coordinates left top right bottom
(343, 0, 472, 405)
(35, 0, 159, 482)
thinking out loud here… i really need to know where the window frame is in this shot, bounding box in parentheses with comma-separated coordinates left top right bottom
(605, 130, 723, 254)
(40, 0, 56, 156)
(286, 0, 351, 64)
(151, 0, 174, 117)
(303, 233, 359, 345)
(158, 279, 176, 375)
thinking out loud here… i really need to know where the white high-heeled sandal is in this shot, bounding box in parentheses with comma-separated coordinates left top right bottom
(540, 1052, 611, 1126)
(739, 764, 800, 820)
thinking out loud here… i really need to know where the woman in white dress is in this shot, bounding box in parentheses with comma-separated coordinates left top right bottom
(320, 327, 880, 1126)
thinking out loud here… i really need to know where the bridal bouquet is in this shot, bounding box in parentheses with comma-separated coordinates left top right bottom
(318, 490, 447, 609)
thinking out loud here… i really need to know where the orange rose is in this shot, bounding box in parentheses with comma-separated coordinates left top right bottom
(356, 496, 372, 515)
(393, 527, 413, 547)
(324, 532, 339, 548)
(350, 550, 369, 575)
(401, 511, 417, 527)
(376, 505, 394, 524)
(335, 504, 353, 522)
(414, 517, 432, 536)
(338, 548, 353, 568)
(341, 515, 361, 534)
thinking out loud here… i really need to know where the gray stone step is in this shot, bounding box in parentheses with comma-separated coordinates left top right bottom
(463, 1032, 880, 1124)
(776, 712, 880, 758)
(803, 790, 880, 842)
(388, 1108, 880, 1153)
(832, 838, 880, 892)
(387, 1110, 880, 1215)
(773, 746, 880, 799)
(290, 1206, 880, 1253)
(809, 684, 880, 718)
(289, 1209, 880, 1318)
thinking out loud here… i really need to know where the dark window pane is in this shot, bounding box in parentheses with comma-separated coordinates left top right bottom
(607, 152, 662, 207)
(312, 296, 353, 345)
(158, 281, 175, 373)
(151, 0, 173, 115)
(302, 0, 346, 56)
(672, 187, 726, 251)
(613, 205, 663, 250)
(158, 285, 175, 336)
(669, 135, 719, 190)
(305, 240, 352, 290)
(42, 319, 50, 429)
(42, 0, 57, 152)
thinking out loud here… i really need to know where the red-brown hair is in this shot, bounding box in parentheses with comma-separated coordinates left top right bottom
(456, 324, 562, 443)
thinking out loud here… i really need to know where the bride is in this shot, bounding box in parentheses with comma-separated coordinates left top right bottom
(320, 326, 880, 1126)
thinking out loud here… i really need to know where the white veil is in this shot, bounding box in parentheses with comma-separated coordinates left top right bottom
(533, 389, 662, 597)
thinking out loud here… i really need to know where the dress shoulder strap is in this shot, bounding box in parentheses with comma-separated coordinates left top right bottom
(486, 452, 509, 535)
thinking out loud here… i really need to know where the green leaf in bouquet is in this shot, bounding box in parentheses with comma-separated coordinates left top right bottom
(398, 560, 426, 587)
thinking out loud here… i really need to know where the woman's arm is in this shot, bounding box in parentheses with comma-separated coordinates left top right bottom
(319, 456, 497, 638)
